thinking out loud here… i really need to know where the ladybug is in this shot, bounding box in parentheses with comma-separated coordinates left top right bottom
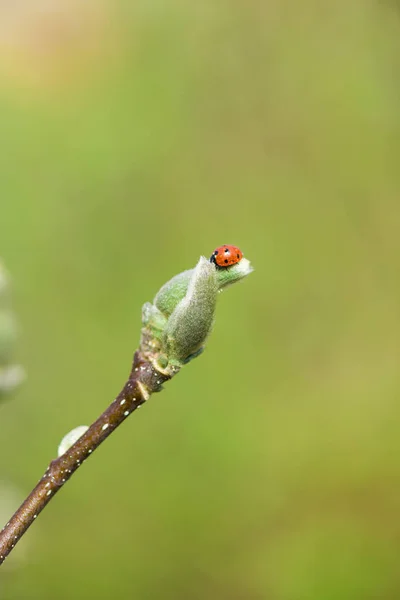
(210, 245, 243, 268)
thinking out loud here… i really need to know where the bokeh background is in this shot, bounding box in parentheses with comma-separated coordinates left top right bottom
(1, 1, 400, 598)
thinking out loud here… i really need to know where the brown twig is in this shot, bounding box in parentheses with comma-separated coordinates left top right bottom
(0, 349, 172, 565)
(0, 250, 253, 566)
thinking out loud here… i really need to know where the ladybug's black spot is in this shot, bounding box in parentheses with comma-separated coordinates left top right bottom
(224, 259, 229, 264)
(224, 248, 230, 253)
(237, 254, 240, 259)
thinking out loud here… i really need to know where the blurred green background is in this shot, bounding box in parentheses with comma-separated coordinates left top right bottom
(1, 1, 400, 598)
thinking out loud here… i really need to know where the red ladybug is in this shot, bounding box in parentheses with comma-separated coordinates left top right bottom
(210, 245, 243, 268)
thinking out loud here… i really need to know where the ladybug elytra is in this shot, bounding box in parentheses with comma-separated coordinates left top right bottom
(210, 245, 243, 268)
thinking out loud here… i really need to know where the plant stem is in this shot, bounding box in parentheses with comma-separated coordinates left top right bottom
(0, 250, 252, 566)
(0, 349, 172, 566)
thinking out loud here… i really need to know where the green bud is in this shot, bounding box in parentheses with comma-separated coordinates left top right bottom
(141, 250, 253, 373)
(162, 257, 217, 365)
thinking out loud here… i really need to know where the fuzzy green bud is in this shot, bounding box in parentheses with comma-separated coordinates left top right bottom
(163, 257, 217, 365)
(141, 249, 253, 374)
